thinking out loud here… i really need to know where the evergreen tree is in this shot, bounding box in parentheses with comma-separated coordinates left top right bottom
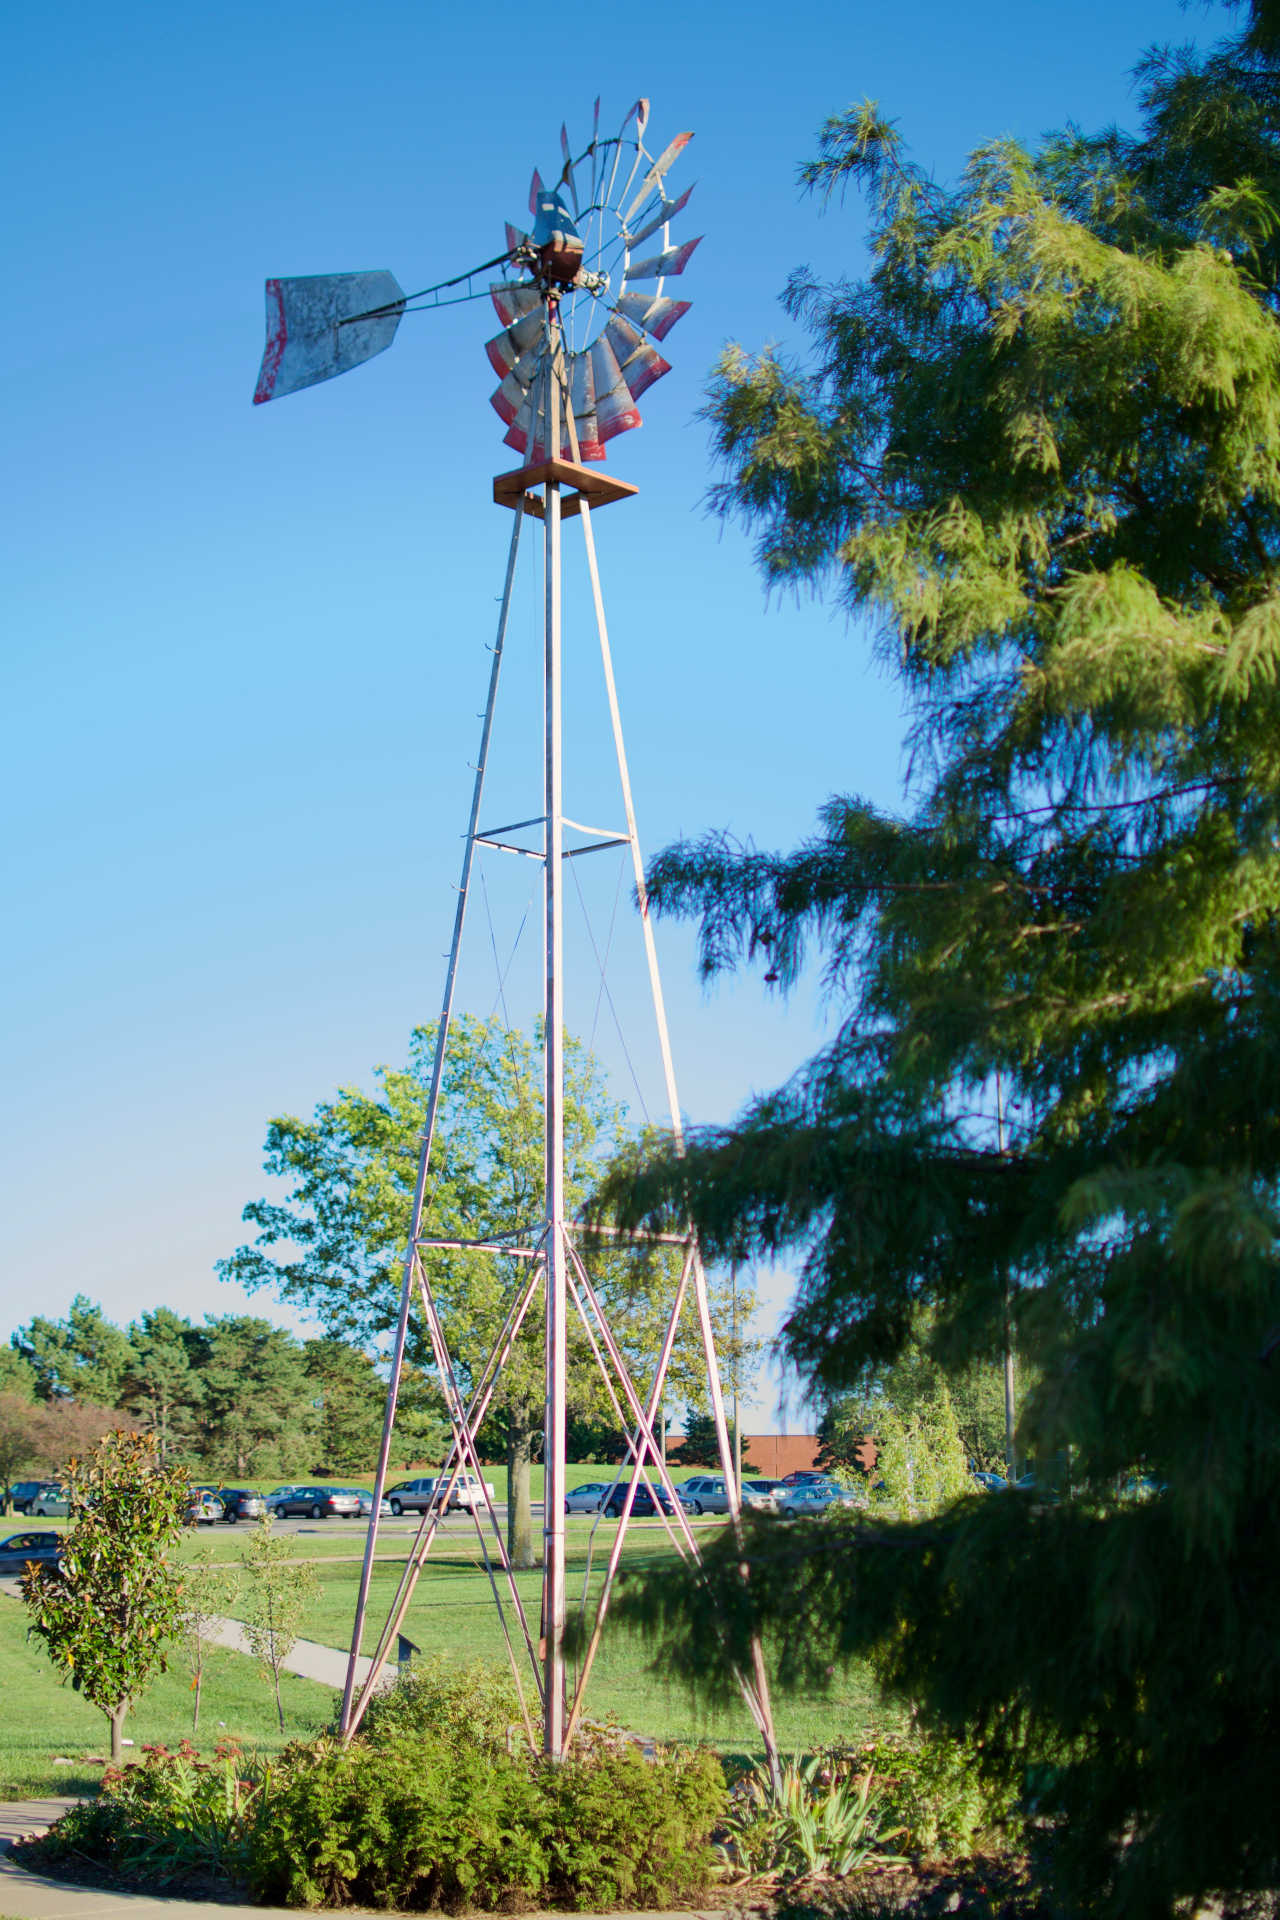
(118, 1308, 204, 1464)
(596, 9, 1280, 1911)
(304, 1338, 385, 1474)
(14, 1295, 130, 1405)
(189, 1316, 314, 1481)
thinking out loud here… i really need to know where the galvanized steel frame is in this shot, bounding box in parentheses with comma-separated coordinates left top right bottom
(338, 327, 777, 1770)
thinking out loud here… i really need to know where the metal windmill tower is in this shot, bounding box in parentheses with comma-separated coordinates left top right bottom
(254, 99, 777, 1764)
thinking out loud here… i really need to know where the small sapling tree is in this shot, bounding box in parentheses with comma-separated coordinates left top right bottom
(240, 1516, 318, 1733)
(21, 1429, 188, 1760)
(181, 1546, 241, 1734)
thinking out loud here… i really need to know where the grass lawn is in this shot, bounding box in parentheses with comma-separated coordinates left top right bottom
(0, 1594, 337, 1802)
(298, 1526, 894, 1755)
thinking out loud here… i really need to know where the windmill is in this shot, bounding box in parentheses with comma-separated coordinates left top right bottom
(254, 99, 777, 1765)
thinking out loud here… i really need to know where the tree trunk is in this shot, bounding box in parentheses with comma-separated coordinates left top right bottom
(109, 1702, 127, 1763)
(272, 1664, 285, 1735)
(192, 1660, 203, 1734)
(507, 1415, 537, 1570)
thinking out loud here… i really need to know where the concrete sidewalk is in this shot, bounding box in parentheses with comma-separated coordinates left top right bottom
(200, 1617, 392, 1693)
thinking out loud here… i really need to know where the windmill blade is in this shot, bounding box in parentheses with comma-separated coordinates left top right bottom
(626, 183, 695, 249)
(485, 308, 543, 378)
(613, 291, 691, 342)
(490, 281, 542, 326)
(621, 133, 693, 228)
(589, 335, 642, 443)
(570, 352, 605, 462)
(602, 314, 671, 402)
(505, 222, 531, 256)
(253, 270, 404, 404)
(559, 124, 579, 214)
(623, 236, 702, 282)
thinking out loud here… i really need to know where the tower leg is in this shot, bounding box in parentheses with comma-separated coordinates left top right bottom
(543, 430, 568, 1756)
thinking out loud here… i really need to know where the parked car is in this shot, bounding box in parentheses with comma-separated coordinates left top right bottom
(603, 1482, 675, 1519)
(971, 1471, 1008, 1493)
(564, 1482, 611, 1514)
(29, 1486, 70, 1518)
(776, 1482, 858, 1519)
(218, 1488, 268, 1523)
(264, 1485, 298, 1513)
(0, 1530, 63, 1575)
(385, 1472, 495, 1516)
(273, 1486, 363, 1519)
(341, 1488, 392, 1518)
(741, 1478, 787, 1512)
(677, 1474, 731, 1515)
(8, 1481, 55, 1515)
(385, 1476, 452, 1516)
(186, 1491, 224, 1527)
(780, 1469, 830, 1487)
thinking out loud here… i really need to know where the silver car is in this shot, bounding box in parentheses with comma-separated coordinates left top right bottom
(776, 1482, 859, 1519)
(564, 1482, 611, 1513)
(677, 1474, 731, 1515)
(29, 1486, 70, 1518)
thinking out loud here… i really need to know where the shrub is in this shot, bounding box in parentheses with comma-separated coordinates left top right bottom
(247, 1732, 547, 1910)
(248, 1725, 727, 1911)
(357, 1653, 522, 1755)
(22, 1739, 270, 1891)
(541, 1740, 725, 1909)
(842, 1733, 1022, 1860)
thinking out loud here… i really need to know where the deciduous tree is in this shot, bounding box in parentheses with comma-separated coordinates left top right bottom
(239, 1518, 318, 1734)
(22, 1430, 188, 1760)
(222, 1017, 750, 1568)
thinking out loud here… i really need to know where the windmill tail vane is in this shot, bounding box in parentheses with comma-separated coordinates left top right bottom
(252, 98, 700, 463)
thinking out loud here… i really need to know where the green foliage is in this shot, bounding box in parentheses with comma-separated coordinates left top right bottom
(871, 1382, 970, 1520)
(23, 1738, 272, 1891)
(305, 1337, 385, 1474)
(220, 1016, 740, 1567)
(851, 1733, 1022, 1860)
(0, 1346, 37, 1401)
(14, 1295, 131, 1405)
(358, 1654, 521, 1755)
(180, 1548, 241, 1735)
(590, 12, 1280, 1911)
(676, 1408, 752, 1468)
(21, 1429, 188, 1759)
(246, 1729, 726, 1911)
(239, 1519, 319, 1735)
(717, 1752, 906, 1883)
(117, 1307, 205, 1465)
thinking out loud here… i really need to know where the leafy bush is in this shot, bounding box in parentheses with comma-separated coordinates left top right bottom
(247, 1726, 726, 1911)
(717, 1751, 906, 1883)
(843, 1733, 1022, 1859)
(540, 1740, 725, 1909)
(357, 1653, 522, 1755)
(23, 1739, 270, 1890)
(247, 1732, 546, 1909)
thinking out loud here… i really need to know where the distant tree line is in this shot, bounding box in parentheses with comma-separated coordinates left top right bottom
(0, 1295, 414, 1492)
(0, 1292, 659, 1499)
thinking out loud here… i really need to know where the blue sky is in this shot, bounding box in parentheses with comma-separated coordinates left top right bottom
(3, 0, 1212, 1421)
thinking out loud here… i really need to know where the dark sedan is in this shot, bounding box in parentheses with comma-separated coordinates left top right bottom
(273, 1486, 363, 1519)
(0, 1531, 62, 1576)
(602, 1483, 675, 1519)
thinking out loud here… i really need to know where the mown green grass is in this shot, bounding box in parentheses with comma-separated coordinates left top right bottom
(300, 1535, 893, 1754)
(0, 1595, 336, 1802)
